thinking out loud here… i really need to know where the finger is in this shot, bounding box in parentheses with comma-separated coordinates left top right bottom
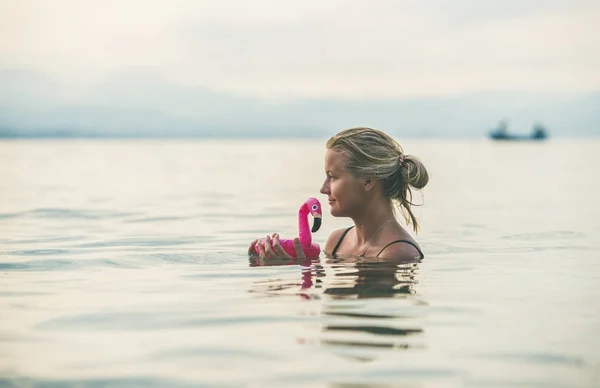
(272, 234, 291, 258)
(256, 239, 266, 258)
(248, 239, 258, 255)
(293, 238, 306, 259)
(264, 235, 276, 259)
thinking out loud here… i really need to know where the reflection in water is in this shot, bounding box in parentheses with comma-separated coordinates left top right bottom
(248, 254, 426, 361)
(248, 256, 325, 296)
(323, 254, 419, 299)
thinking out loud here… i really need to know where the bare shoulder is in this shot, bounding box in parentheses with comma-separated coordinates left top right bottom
(323, 227, 351, 255)
(378, 240, 423, 262)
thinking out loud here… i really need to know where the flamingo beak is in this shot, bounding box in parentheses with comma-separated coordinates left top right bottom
(311, 214, 322, 233)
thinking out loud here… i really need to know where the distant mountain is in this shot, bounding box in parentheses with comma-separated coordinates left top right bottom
(0, 69, 598, 138)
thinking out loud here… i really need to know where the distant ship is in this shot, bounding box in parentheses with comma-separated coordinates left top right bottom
(489, 120, 548, 141)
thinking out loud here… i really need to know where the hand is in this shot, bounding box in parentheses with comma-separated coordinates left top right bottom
(248, 233, 306, 260)
(257, 233, 291, 259)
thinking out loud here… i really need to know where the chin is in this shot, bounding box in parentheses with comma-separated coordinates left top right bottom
(329, 205, 344, 218)
(328, 204, 338, 217)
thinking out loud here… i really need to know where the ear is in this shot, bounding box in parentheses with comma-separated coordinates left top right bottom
(364, 177, 376, 192)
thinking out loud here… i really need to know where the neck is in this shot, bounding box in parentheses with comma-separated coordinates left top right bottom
(298, 206, 311, 245)
(351, 199, 395, 245)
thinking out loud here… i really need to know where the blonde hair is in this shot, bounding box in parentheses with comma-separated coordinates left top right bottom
(326, 127, 429, 232)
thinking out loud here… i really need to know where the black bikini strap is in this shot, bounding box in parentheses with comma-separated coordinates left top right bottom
(331, 226, 354, 255)
(377, 240, 424, 258)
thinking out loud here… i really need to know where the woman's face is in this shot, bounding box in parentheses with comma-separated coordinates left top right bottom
(320, 149, 366, 217)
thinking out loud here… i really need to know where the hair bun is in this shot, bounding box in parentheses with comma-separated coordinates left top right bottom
(404, 156, 429, 190)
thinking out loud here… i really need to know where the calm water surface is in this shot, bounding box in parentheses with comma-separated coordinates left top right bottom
(1, 139, 599, 387)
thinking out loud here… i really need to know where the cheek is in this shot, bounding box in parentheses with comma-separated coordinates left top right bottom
(331, 182, 349, 204)
(337, 181, 362, 203)
(330, 181, 340, 196)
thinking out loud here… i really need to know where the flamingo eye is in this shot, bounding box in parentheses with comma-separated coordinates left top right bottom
(311, 204, 318, 211)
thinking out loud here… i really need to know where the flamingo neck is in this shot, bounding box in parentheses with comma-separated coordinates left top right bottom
(298, 206, 311, 246)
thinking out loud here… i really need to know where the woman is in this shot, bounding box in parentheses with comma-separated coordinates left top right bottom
(249, 127, 429, 261)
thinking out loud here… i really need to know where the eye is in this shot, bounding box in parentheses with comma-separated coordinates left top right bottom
(311, 204, 318, 211)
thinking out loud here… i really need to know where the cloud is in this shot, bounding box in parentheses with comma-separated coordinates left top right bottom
(1, 0, 599, 97)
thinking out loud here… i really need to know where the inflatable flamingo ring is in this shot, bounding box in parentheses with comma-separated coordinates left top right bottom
(254, 197, 322, 258)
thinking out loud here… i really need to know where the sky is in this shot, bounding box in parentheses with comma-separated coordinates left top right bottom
(1, 0, 599, 99)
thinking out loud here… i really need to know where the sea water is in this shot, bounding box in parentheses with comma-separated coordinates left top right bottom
(1, 138, 599, 387)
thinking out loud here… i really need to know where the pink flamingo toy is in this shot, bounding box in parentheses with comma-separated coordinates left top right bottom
(254, 197, 322, 258)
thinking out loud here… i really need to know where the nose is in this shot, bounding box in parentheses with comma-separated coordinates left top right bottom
(320, 179, 329, 195)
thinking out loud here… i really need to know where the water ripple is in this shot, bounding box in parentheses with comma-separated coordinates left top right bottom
(5, 249, 70, 256)
(0, 259, 124, 271)
(74, 236, 205, 248)
(0, 377, 207, 388)
(473, 352, 589, 367)
(502, 231, 586, 240)
(123, 216, 188, 223)
(149, 346, 277, 361)
(0, 208, 139, 220)
(35, 312, 316, 331)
